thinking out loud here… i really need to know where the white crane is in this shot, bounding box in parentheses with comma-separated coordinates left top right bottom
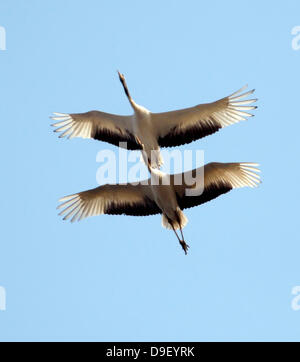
(57, 162, 260, 254)
(51, 72, 257, 168)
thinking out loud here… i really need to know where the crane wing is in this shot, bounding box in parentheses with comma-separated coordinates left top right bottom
(51, 111, 141, 150)
(57, 182, 160, 222)
(173, 162, 261, 210)
(152, 86, 257, 147)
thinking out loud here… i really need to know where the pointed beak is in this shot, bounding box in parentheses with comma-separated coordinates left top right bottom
(117, 70, 132, 101)
(117, 70, 124, 82)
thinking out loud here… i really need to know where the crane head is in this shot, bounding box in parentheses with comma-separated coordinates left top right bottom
(117, 70, 131, 100)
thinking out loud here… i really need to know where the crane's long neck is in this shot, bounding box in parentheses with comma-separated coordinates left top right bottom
(118, 71, 137, 109)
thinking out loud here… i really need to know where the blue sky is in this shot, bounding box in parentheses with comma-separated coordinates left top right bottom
(0, 0, 300, 341)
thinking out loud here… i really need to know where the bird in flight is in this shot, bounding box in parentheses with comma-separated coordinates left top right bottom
(57, 162, 260, 254)
(51, 72, 257, 168)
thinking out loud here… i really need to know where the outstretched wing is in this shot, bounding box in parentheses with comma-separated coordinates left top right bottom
(152, 86, 257, 147)
(51, 111, 141, 150)
(58, 182, 160, 223)
(173, 162, 261, 209)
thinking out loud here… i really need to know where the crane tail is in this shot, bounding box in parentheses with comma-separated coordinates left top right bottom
(162, 208, 188, 230)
